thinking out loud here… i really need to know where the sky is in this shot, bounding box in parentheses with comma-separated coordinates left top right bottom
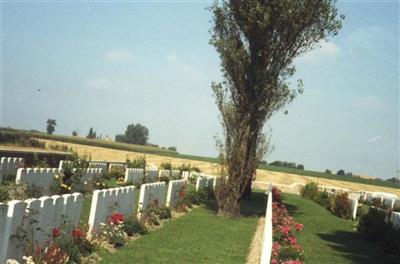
(1, 1, 399, 179)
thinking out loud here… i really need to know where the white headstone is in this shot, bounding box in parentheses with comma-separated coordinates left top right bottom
(166, 180, 186, 207)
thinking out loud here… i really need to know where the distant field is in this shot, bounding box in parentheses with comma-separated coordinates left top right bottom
(1, 127, 399, 192)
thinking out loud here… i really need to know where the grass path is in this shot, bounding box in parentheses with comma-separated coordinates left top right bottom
(98, 193, 264, 264)
(283, 193, 397, 264)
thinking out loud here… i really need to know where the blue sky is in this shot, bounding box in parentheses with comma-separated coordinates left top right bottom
(1, 1, 399, 179)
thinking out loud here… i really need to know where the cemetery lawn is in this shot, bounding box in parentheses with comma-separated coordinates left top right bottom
(283, 193, 398, 264)
(97, 192, 265, 264)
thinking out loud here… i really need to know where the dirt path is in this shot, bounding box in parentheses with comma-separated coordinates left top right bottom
(246, 217, 265, 264)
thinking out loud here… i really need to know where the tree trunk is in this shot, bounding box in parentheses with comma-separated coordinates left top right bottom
(242, 179, 253, 200)
(217, 188, 241, 218)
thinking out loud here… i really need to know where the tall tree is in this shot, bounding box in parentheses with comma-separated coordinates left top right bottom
(87, 127, 96, 139)
(115, 123, 149, 145)
(46, 119, 57, 135)
(210, 0, 343, 218)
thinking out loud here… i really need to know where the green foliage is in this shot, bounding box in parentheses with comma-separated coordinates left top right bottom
(356, 205, 370, 220)
(300, 182, 319, 200)
(357, 208, 400, 255)
(87, 127, 96, 139)
(33, 153, 49, 168)
(0, 131, 45, 148)
(46, 118, 57, 134)
(72, 130, 78, 136)
(167, 146, 177, 152)
(0, 182, 44, 202)
(297, 164, 304, 170)
(115, 123, 149, 145)
(126, 155, 147, 169)
(160, 161, 172, 170)
(144, 199, 172, 226)
(122, 217, 148, 236)
(325, 169, 332, 174)
(175, 163, 201, 173)
(314, 190, 334, 210)
(337, 169, 345, 176)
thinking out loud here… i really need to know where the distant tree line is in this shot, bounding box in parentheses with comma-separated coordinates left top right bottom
(268, 160, 305, 170)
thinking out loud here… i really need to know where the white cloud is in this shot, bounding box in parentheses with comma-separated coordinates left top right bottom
(86, 77, 113, 90)
(296, 41, 339, 64)
(368, 136, 382, 143)
(353, 95, 384, 111)
(104, 49, 133, 61)
(165, 53, 205, 81)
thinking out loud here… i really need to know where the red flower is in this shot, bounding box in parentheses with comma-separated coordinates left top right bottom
(288, 236, 297, 245)
(178, 190, 185, 198)
(107, 212, 124, 225)
(52, 228, 61, 238)
(279, 225, 291, 236)
(295, 223, 303, 231)
(72, 227, 84, 240)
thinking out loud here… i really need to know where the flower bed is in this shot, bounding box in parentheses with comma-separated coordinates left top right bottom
(271, 187, 304, 264)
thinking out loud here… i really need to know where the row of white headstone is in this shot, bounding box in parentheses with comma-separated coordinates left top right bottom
(0, 193, 83, 263)
(2, 178, 192, 263)
(0, 157, 25, 183)
(15, 168, 103, 194)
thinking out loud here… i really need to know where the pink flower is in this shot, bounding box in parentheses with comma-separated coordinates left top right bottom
(271, 259, 278, 264)
(288, 236, 297, 245)
(279, 225, 291, 235)
(295, 223, 303, 231)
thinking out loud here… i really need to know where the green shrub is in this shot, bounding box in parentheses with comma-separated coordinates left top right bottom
(126, 155, 146, 169)
(358, 208, 388, 241)
(332, 193, 352, 219)
(337, 169, 345, 176)
(315, 191, 334, 209)
(300, 182, 319, 200)
(358, 208, 400, 255)
(325, 169, 332, 174)
(160, 161, 172, 170)
(356, 205, 370, 219)
(381, 225, 400, 255)
(123, 217, 148, 236)
(0, 185, 9, 202)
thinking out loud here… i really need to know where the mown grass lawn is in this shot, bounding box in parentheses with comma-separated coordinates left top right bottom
(97, 192, 264, 264)
(282, 193, 398, 264)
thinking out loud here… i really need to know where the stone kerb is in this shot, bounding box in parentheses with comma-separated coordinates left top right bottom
(15, 168, 63, 194)
(166, 180, 186, 207)
(88, 185, 137, 231)
(0, 157, 25, 183)
(137, 182, 167, 219)
(260, 184, 273, 264)
(0, 193, 83, 263)
(124, 168, 144, 185)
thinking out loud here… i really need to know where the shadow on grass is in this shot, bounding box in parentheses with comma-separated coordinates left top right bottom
(317, 231, 398, 264)
(202, 191, 266, 217)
